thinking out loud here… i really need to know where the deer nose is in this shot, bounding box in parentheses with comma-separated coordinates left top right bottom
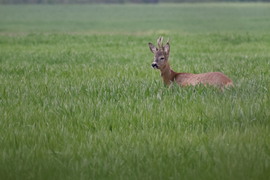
(152, 62, 158, 69)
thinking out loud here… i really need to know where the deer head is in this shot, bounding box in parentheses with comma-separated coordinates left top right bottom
(148, 37, 170, 70)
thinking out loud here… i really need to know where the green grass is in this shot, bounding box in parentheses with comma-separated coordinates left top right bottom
(0, 3, 270, 180)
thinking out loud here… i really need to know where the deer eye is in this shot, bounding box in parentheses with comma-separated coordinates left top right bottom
(160, 57, 165, 61)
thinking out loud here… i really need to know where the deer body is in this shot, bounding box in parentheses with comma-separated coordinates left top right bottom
(149, 37, 233, 89)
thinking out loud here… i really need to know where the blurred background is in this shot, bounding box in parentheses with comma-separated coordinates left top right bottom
(1, 0, 270, 4)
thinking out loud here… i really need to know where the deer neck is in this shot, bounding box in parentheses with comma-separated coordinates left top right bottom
(160, 63, 176, 85)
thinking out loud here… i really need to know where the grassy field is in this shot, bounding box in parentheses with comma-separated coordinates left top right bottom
(0, 3, 270, 180)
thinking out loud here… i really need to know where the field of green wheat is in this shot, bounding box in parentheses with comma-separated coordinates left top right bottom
(0, 3, 270, 180)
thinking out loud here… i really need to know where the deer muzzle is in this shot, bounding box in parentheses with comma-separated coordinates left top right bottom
(152, 62, 159, 69)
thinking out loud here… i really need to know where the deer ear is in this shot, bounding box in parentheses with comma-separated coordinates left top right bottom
(164, 42, 170, 54)
(148, 43, 157, 53)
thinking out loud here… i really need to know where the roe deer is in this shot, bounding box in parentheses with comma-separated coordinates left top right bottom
(148, 37, 233, 89)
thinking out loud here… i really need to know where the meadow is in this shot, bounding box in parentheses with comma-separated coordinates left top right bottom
(0, 3, 270, 180)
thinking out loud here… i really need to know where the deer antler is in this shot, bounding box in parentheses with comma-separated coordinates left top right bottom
(166, 38, 170, 44)
(157, 37, 164, 49)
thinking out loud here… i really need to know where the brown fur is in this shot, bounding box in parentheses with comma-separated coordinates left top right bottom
(149, 37, 233, 89)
